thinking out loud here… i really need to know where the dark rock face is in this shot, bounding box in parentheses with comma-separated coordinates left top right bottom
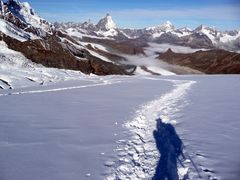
(0, 33, 134, 75)
(1, 33, 93, 74)
(154, 33, 179, 45)
(84, 49, 136, 75)
(158, 49, 240, 74)
(140, 66, 161, 75)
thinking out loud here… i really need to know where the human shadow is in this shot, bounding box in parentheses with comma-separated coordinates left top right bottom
(152, 118, 184, 180)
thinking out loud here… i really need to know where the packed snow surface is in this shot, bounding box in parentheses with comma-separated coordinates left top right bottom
(0, 74, 239, 180)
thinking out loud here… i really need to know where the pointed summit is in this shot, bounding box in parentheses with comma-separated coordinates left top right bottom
(195, 24, 205, 31)
(162, 21, 174, 30)
(163, 21, 173, 26)
(96, 13, 117, 31)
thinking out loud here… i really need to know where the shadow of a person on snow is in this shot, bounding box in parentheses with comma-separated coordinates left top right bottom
(152, 118, 184, 180)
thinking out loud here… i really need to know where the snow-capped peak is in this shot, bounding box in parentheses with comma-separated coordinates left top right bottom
(21, 2, 36, 16)
(163, 20, 174, 30)
(146, 21, 175, 32)
(178, 27, 192, 32)
(3, 0, 52, 33)
(195, 24, 217, 33)
(96, 13, 117, 31)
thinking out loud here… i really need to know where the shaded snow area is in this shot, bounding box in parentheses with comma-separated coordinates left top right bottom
(0, 75, 239, 180)
(0, 41, 88, 89)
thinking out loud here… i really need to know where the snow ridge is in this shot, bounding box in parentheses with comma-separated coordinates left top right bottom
(106, 78, 196, 179)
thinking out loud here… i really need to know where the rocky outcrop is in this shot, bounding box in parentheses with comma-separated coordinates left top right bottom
(87, 53, 136, 75)
(158, 49, 240, 74)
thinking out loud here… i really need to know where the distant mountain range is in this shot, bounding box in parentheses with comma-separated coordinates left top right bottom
(0, 0, 240, 81)
(55, 14, 240, 51)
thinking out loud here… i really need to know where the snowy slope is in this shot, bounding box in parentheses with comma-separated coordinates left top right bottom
(0, 76, 172, 180)
(0, 75, 239, 180)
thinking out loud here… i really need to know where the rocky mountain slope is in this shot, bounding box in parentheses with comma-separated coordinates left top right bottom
(158, 48, 240, 74)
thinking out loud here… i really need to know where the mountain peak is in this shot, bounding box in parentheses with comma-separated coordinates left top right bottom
(2, 0, 52, 33)
(96, 13, 117, 31)
(0, 0, 53, 41)
(195, 24, 217, 34)
(162, 21, 174, 30)
(179, 27, 192, 32)
(195, 24, 205, 31)
(146, 21, 174, 32)
(164, 20, 172, 26)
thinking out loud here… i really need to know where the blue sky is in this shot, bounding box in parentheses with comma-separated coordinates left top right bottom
(25, 0, 240, 30)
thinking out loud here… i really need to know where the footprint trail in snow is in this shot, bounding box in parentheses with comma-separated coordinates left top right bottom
(105, 79, 196, 179)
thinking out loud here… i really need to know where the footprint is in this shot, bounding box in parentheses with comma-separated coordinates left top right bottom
(196, 153, 207, 158)
(104, 161, 115, 167)
(85, 173, 91, 177)
(203, 168, 215, 173)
